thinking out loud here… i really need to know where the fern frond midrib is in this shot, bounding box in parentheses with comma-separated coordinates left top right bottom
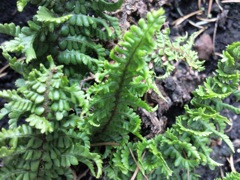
(101, 21, 155, 133)
(42, 69, 53, 118)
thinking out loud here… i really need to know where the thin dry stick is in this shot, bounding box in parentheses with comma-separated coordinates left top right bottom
(222, 0, 240, 2)
(131, 151, 147, 180)
(220, 167, 224, 178)
(188, 20, 205, 28)
(90, 142, 120, 147)
(198, 0, 202, 9)
(196, 17, 218, 22)
(0, 72, 7, 78)
(193, 28, 208, 39)
(207, 0, 213, 17)
(213, 10, 228, 53)
(213, 16, 218, 53)
(128, 147, 148, 180)
(226, 155, 237, 172)
(80, 72, 95, 89)
(0, 64, 9, 74)
(0, 64, 9, 78)
(172, 10, 203, 26)
(215, 0, 223, 11)
(77, 169, 89, 180)
(70, 168, 77, 180)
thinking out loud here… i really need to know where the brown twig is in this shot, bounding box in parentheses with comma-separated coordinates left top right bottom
(198, 0, 202, 9)
(0, 64, 9, 78)
(70, 168, 77, 180)
(220, 167, 224, 178)
(128, 146, 148, 180)
(215, 0, 224, 11)
(207, 0, 213, 18)
(172, 10, 203, 26)
(77, 169, 89, 180)
(222, 0, 240, 3)
(226, 155, 237, 172)
(80, 72, 95, 89)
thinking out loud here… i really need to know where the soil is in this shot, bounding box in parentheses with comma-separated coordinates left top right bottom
(0, 0, 240, 179)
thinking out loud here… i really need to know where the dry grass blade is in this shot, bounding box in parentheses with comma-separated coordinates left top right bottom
(0, 64, 9, 78)
(77, 169, 89, 180)
(0, 72, 7, 78)
(90, 142, 120, 147)
(222, 0, 240, 2)
(226, 155, 237, 172)
(208, 0, 213, 17)
(128, 147, 148, 180)
(172, 10, 203, 26)
(198, 0, 202, 9)
(216, 0, 223, 11)
(197, 17, 218, 22)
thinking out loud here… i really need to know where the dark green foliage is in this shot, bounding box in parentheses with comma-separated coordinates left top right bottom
(0, 0, 123, 179)
(0, 0, 240, 179)
(0, 57, 102, 179)
(101, 42, 240, 179)
(84, 9, 166, 143)
(1, 0, 122, 78)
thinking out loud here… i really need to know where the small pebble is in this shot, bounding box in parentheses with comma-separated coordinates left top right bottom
(194, 33, 213, 60)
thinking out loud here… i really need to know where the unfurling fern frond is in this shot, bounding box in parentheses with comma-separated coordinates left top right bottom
(85, 9, 166, 143)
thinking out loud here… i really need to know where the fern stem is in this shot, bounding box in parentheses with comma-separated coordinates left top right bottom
(90, 142, 120, 147)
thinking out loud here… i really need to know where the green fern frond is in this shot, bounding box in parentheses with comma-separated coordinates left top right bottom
(85, 9, 166, 143)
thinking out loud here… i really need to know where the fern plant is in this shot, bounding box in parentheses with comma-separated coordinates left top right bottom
(1, 0, 122, 79)
(100, 41, 240, 179)
(0, 0, 123, 179)
(0, 0, 240, 179)
(0, 56, 103, 179)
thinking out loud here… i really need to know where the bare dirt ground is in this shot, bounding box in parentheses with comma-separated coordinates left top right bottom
(0, 0, 240, 179)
